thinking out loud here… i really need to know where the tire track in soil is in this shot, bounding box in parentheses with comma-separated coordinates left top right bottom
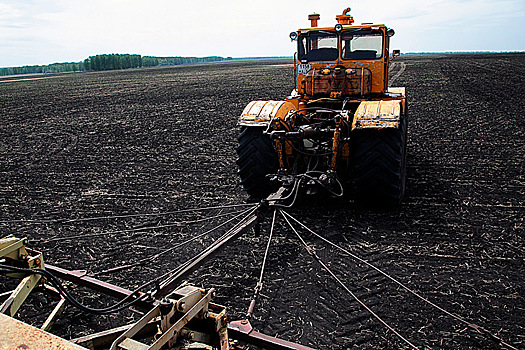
(388, 61, 406, 86)
(439, 59, 524, 140)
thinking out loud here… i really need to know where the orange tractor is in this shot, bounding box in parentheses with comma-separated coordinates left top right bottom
(236, 7, 407, 205)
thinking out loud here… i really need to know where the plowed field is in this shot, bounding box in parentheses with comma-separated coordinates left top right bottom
(1, 54, 524, 349)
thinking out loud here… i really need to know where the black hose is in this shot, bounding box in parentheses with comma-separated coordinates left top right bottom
(0, 264, 147, 315)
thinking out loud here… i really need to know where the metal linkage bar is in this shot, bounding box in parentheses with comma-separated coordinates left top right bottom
(44, 264, 316, 350)
(154, 208, 261, 298)
(229, 320, 316, 350)
(45, 264, 153, 309)
(152, 188, 291, 298)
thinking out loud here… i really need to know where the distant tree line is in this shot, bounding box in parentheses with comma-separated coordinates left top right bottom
(0, 53, 228, 76)
(0, 62, 85, 76)
(83, 54, 142, 71)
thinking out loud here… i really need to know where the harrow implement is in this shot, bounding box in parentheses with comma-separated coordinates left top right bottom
(0, 187, 318, 350)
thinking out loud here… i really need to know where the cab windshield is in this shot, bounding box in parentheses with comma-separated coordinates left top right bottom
(298, 31, 338, 62)
(341, 30, 383, 59)
(298, 30, 383, 62)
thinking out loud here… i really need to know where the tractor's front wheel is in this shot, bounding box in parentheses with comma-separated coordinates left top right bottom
(236, 126, 278, 199)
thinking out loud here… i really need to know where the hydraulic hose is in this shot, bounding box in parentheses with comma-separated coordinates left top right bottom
(0, 264, 147, 315)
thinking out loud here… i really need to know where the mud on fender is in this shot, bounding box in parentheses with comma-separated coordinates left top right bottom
(351, 99, 404, 130)
(238, 100, 296, 127)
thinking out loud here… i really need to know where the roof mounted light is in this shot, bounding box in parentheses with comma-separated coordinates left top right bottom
(334, 23, 343, 32)
(387, 28, 395, 37)
(289, 32, 298, 41)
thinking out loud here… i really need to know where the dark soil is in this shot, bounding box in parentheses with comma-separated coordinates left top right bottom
(1, 55, 524, 349)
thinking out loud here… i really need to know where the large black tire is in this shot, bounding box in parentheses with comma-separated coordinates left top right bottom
(236, 126, 278, 199)
(352, 113, 407, 206)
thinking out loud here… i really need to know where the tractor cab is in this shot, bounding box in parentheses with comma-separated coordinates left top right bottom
(290, 8, 396, 99)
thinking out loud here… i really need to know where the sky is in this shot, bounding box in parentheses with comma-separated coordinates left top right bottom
(1, 0, 524, 68)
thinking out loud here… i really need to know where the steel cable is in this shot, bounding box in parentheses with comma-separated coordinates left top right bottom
(142, 206, 260, 295)
(272, 178, 302, 209)
(279, 209, 420, 350)
(38, 207, 252, 243)
(281, 210, 518, 350)
(0, 203, 254, 225)
(246, 209, 277, 319)
(0, 206, 260, 316)
(91, 205, 258, 276)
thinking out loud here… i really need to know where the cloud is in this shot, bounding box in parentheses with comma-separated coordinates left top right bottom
(0, 3, 21, 21)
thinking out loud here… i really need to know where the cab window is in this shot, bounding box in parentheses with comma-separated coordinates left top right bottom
(341, 31, 383, 60)
(298, 32, 338, 62)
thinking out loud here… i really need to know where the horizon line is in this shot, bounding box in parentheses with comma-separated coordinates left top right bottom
(1, 50, 524, 69)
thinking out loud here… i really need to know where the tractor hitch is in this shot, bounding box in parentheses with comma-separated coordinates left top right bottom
(267, 126, 335, 141)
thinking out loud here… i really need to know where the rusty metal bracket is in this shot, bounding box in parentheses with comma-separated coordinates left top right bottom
(228, 320, 317, 350)
(0, 236, 44, 317)
(110, 287, 217, 350)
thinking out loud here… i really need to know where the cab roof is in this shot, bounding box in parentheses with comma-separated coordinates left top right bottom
(297, 24, 387, 33)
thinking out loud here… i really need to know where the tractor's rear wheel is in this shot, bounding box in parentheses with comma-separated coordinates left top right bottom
(236, 126, 278, 199)
(352, 114, 407, 206)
